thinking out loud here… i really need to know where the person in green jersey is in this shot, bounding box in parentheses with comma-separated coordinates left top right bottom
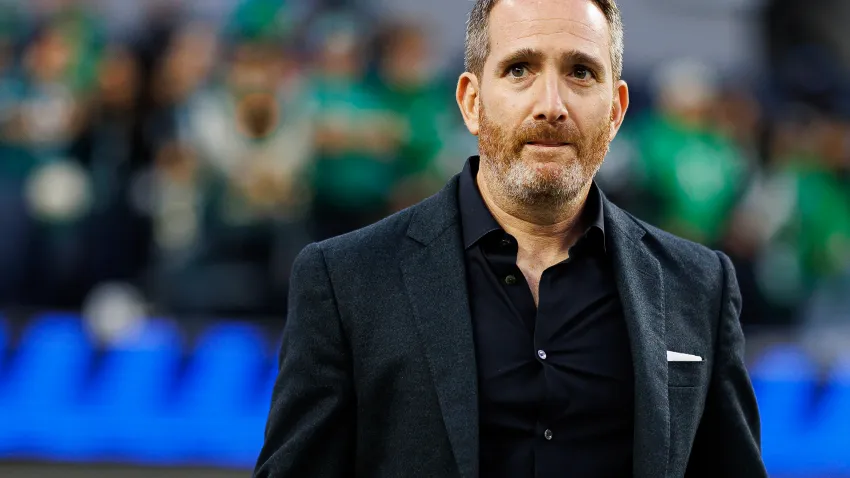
(305, 13, 408, 239)
(629, 59, 751, 247)
(369, 21, 454, 211)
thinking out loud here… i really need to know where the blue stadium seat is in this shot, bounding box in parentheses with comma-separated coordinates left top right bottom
(803, 354, 850, 473)
(168, 322, 267, 465)
(750, 343, 815, 473)
(0, 313, 92, 458)
(748, 343, 850, 475)
(79, 318, 183, 461)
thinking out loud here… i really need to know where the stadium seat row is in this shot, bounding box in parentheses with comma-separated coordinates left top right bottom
(0, 314, 278, 467)
(0, 315, 848, 474)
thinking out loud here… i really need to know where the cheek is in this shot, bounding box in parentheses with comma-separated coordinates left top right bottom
(572, 97, 614, 131)
(484, 88, 526, 123)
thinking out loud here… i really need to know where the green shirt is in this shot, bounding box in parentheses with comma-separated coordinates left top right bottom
(308, 76, 401, 210)
(781, 159, 850, 281)
(374, 82, 451, 177)
(632, 114, 748, 245)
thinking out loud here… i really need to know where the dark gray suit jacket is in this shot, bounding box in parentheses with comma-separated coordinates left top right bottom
(253, 176, 767, 478)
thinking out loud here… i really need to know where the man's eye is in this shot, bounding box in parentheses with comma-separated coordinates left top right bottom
(573, 66, 593, 80)
(509, 64, 528, 78)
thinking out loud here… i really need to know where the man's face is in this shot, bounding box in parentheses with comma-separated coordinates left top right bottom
(462, 0, 628, 206)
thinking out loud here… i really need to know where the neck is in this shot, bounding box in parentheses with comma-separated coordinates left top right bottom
(476, 172, 592, 265)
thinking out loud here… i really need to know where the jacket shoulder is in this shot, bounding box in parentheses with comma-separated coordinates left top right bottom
(618, 208, 725, 281)
(314, 206, 416, 265)
(314, 177, 460, 266)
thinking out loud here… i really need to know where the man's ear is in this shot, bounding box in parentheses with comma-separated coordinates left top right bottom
(609, 79, 630, 141)
(456, 72, 481, 135)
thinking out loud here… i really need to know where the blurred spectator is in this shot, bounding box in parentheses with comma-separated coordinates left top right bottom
(149, 36, 313, 316)
(8, 23, 90, 153)
(622, 58, 752, 248)
(305, 11, 409, 240)
(148, 21, 219, 145)
(75, 44, 153, 288)
(369, 20, 452, 211)
(144, 20, 219, 263)
(0, 16, 102, 307)
(733, 110, 850, 324)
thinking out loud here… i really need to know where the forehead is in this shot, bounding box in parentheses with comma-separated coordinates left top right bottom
(487, 0, 610, 66)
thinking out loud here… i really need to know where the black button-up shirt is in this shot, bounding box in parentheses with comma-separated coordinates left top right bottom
(459, 157, 635, 478)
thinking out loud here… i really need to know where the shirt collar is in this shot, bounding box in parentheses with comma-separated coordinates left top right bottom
(458, 156, 606, 251)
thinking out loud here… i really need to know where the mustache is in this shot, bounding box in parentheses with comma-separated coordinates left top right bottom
(513, 122, 580, 145)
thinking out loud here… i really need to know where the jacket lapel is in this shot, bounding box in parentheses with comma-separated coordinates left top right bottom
(400, 178, 479, 478)
(604, 198, 670, 478)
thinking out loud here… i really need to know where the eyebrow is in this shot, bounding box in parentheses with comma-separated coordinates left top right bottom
(494, 47, 607, 78)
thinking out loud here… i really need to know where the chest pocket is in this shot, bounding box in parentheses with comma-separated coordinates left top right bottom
(668, 361, 707, 388)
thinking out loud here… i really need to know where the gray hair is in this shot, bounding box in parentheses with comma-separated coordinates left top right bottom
(464, 0, 624, 81)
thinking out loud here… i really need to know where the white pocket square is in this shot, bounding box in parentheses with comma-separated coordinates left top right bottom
(667, 351, 702, 362)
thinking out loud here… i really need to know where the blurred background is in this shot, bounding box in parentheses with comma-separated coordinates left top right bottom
(0, 0, 848, 476)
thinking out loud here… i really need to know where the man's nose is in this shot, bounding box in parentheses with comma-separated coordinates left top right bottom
(532, 71, 569, 123)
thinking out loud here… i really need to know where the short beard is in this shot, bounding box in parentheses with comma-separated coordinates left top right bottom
(477, 103, 612, 210)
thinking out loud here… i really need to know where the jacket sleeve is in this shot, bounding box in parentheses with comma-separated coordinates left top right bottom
(253, 243, 355, 477)
(685, 251, 768, 477)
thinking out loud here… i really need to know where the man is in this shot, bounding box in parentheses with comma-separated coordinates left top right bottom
(253, 0, 768, 477)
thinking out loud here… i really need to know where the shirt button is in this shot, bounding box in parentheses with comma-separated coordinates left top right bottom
(544, 429, 553, 440)
(537, 350, 547, 360)
(504, 274, 517, 285)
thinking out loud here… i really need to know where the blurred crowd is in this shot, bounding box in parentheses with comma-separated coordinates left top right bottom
(0, 0, 847, 326)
